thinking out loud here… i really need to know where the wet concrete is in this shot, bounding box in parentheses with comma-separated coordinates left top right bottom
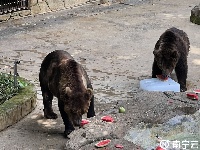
(0, 0, 200, 149)
(124, 112, 200, 150)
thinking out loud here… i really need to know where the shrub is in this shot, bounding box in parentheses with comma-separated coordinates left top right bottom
(0, 73, 27, 104)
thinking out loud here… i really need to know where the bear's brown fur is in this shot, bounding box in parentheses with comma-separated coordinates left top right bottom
(39, 50, 95, 136)
(152, 27, 190, 92)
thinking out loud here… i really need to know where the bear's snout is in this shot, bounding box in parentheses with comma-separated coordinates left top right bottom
(161, 73, 170, 78)
(162, 67, 173, 77)
(73, 117, 82, 127)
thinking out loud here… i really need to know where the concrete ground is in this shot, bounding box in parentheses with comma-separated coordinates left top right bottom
(0, 0, 200, 149)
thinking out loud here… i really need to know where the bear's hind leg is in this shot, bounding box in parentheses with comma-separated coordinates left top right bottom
(58, 101, 75, 137)
(87, 95, 95, 118)
(41, 86, 58, 119)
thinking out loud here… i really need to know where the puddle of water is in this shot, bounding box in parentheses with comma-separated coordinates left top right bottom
(124, 110, 200, 149)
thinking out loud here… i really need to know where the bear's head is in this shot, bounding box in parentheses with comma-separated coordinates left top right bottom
(63, 87, 93, 127)
(153, 47, 180, 77)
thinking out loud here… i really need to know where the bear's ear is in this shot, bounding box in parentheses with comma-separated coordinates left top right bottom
(153, 50, 159, 56)
(85, 88, 93, 100)
(65, 87, 72, 96)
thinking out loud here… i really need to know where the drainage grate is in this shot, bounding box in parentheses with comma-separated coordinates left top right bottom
(0, 0, 29, 15)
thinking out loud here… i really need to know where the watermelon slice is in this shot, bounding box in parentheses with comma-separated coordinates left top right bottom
(95, 139, 111, 148)
(155, 146, 165, 150)
(156, 75, 168, 81)
(101, 116, 114, 122)
(193, 89, 200, 94)
(80, 119, 90, 126)
(115, 144, 123, 149)
(186, 93, 198, 100)
(168, 99, 173, 104)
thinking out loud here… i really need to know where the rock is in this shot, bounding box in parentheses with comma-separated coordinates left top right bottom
(46, 0, 65, 11)
(38, 1, 51, 14)
(10, 12, 21, 20)
(30, 0, 38, 7)
(19, 10, 31, 17)
(31, 3, 41, 16)
(0, 13, 11, 22)
(190, 4, 200, 25)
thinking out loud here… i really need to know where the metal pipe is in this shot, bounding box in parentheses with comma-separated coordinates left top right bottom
(14, 60, 20, 88)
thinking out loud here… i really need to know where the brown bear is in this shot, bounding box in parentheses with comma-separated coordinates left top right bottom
(39, 50, 95, 137)
(152, 27, 190, 92)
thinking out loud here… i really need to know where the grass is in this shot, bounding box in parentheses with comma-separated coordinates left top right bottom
(0, 73, 28, 105)
(0, 74, 36, 131)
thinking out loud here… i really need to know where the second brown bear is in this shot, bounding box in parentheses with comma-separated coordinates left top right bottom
(152, 27, 190, 92)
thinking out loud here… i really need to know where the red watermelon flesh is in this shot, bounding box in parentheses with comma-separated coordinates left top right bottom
(194, 89, 200, 94)
(95, 139, 111, 148)
(186, 93, 198, 100)
(156, 75, 168, 81)
(80, 119, 90, 126)
(155, 146, 165, 150)
(115, 144, 123, 149)
(101, 116, 114, 122)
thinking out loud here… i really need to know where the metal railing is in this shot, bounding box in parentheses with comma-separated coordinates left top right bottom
(0, 0, 29, 15)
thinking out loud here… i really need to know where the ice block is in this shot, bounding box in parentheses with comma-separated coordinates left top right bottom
(140, 78, 180, 92)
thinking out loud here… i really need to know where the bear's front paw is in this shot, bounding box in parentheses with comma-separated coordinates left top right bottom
(87, 112, 95, 118)
(64, 129, 74, 138)
(44, 109, 58, 119)
(180, 86, 187, 92)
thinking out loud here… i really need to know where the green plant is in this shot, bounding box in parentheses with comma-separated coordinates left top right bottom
(0, 73, 27, 105)
(190, 14, 200, 25)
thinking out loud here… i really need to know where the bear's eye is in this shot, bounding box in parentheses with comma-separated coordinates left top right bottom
(171, 51, 178, 59)
(71, 110, 76, 114)
(81, 109, 85, 114)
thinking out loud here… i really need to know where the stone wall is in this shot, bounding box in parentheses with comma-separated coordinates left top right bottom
(0, 0, 90, 22)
